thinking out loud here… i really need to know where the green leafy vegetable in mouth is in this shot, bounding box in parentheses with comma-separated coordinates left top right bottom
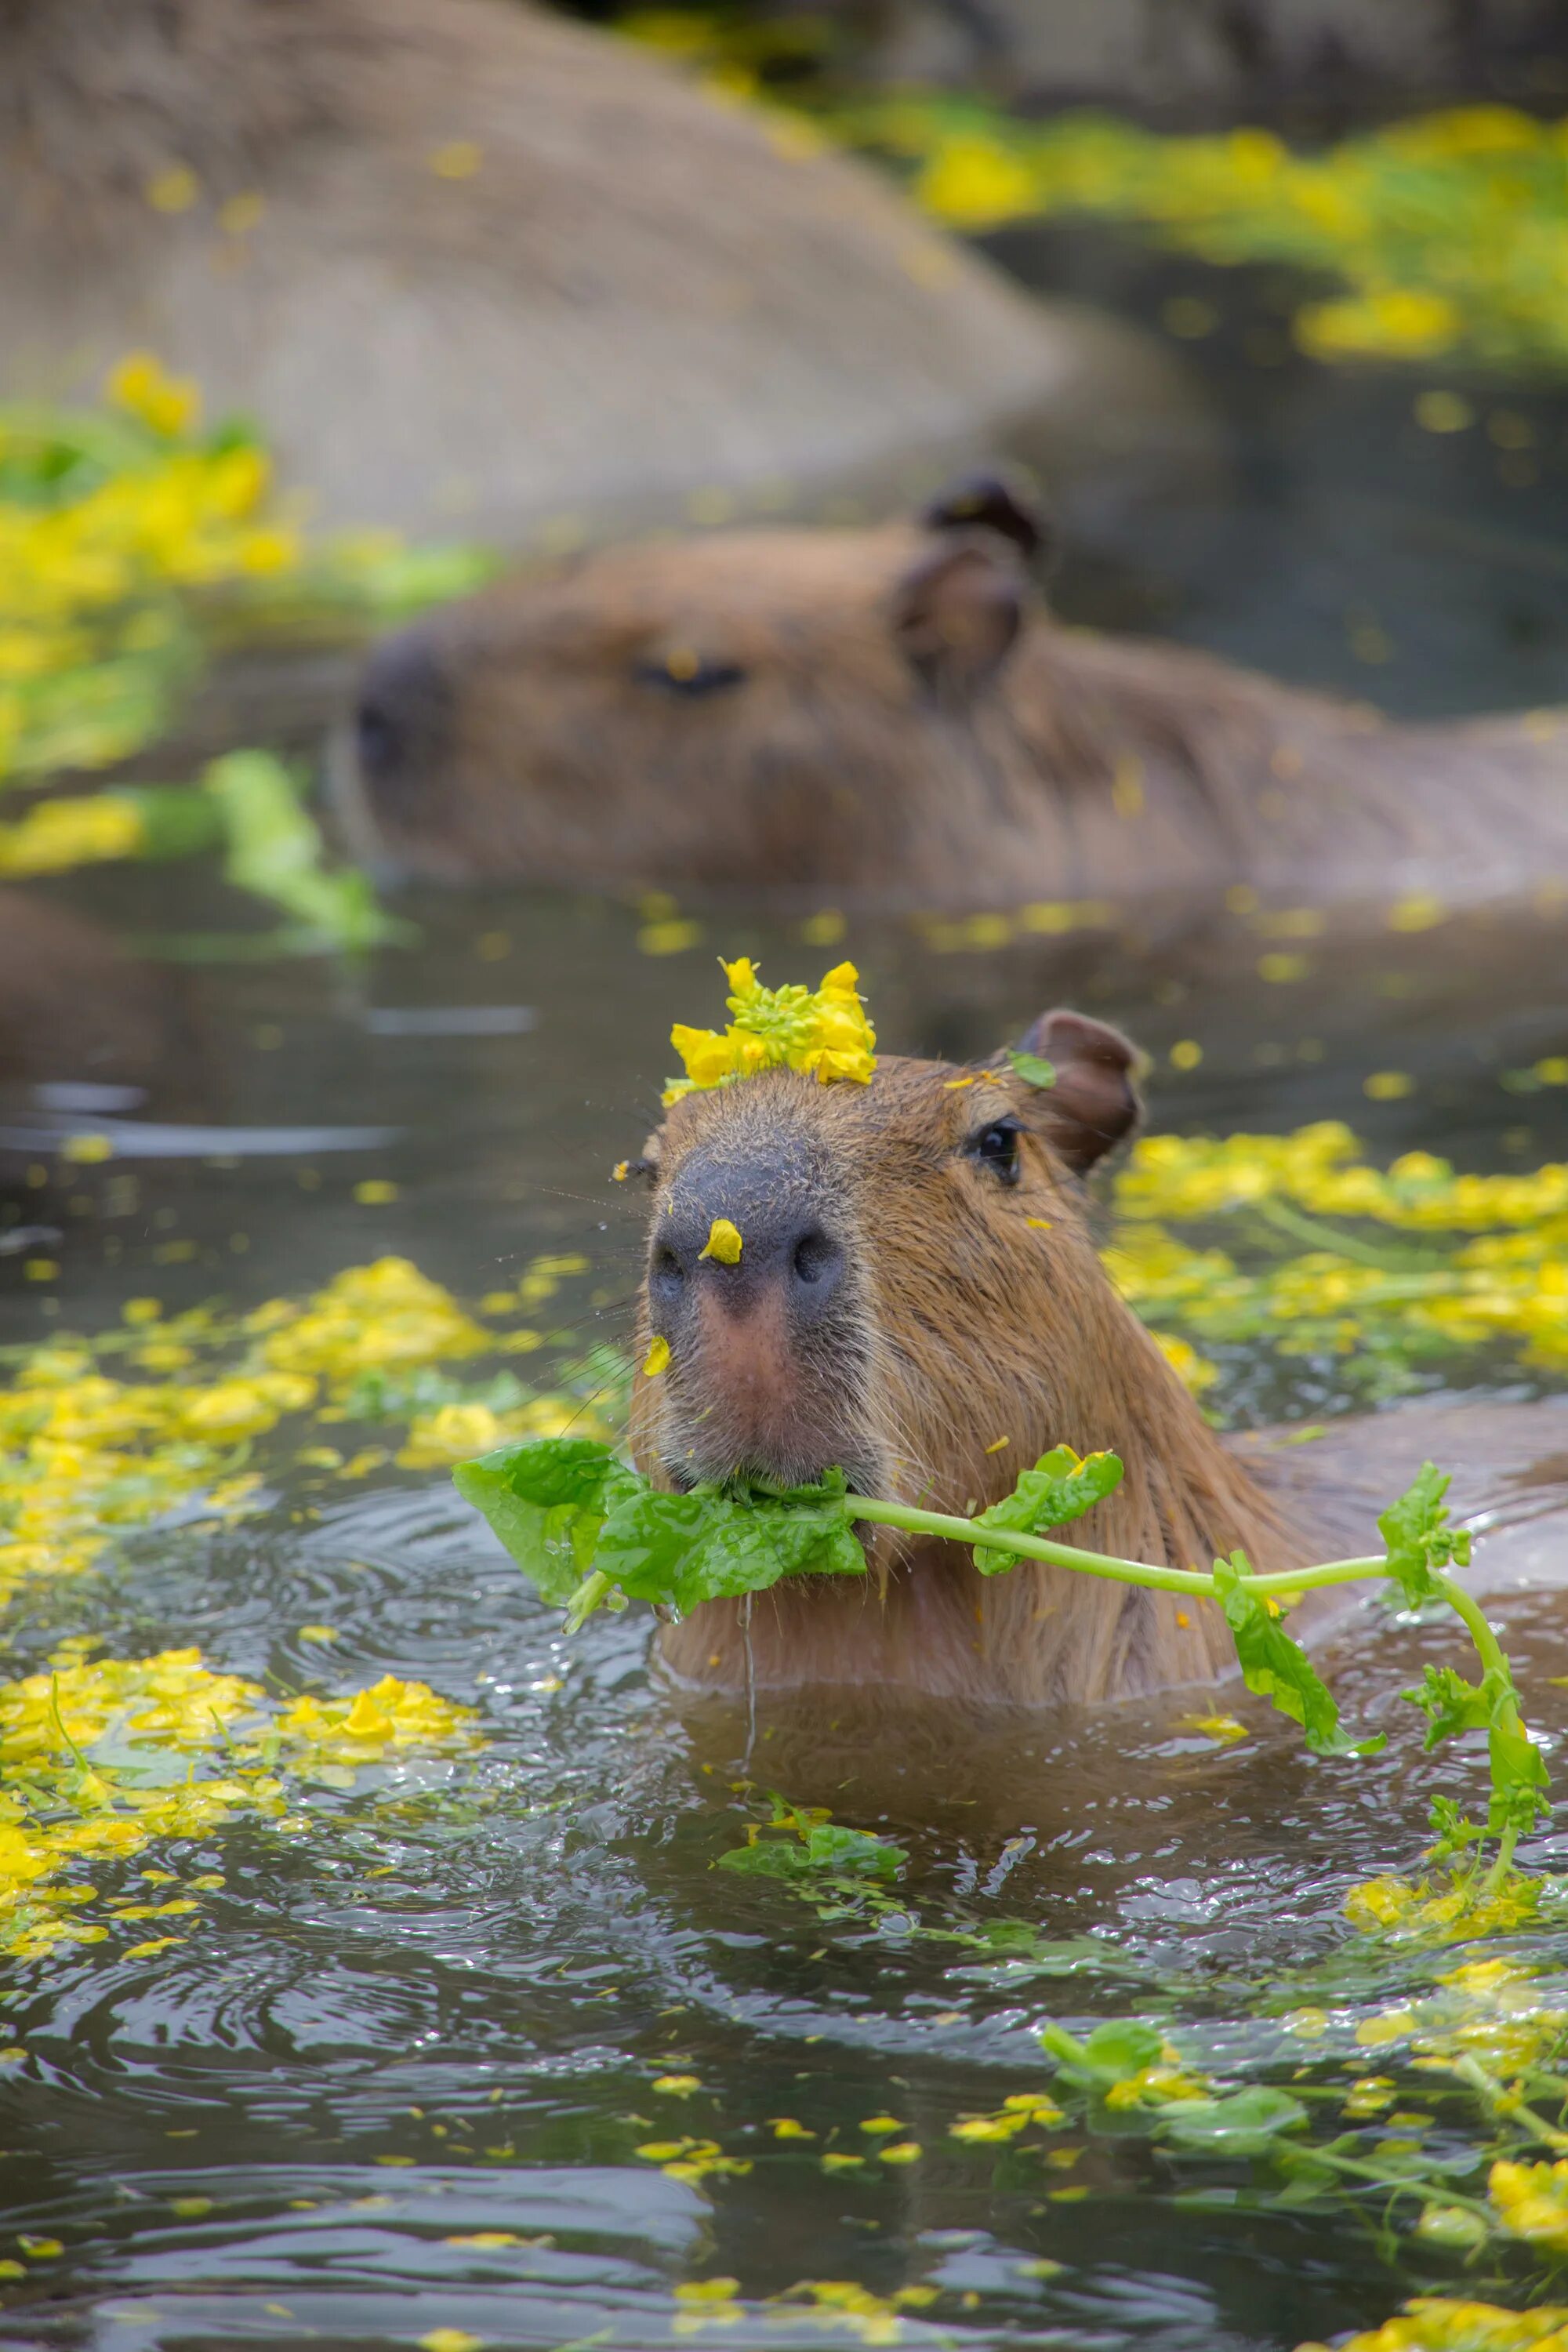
(454, 1437, 1549, 1893)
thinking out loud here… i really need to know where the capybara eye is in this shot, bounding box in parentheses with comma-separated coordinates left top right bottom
(633, 654, 748, 699)
(967, 1117, 1023, 1185)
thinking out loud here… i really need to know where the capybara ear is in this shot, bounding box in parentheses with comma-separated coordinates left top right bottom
(1014, 1008, 1142, 1174)
(891, 539, 1026, 699)
(920, 464, 1049, 564)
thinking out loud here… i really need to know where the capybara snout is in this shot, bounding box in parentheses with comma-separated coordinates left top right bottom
(354, 628, 456, 823)
(642, 1090, 876, 1497)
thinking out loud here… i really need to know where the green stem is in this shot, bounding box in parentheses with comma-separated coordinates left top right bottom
(1435, 1573, 1509, 1682)
(1450, 2054, 1568, 2152)
(1252, 1196, 1421, 1270)
(1281, 2141, 1493, 2220)
(565, 1570, 612, 1635)
(1432, 1572, 1532, 1894)
(846, 1493, 1384, 1604)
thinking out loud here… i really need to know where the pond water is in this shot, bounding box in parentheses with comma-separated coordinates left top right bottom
(4, 236, 1568, 2351)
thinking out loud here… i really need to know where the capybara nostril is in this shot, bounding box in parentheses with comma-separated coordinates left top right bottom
(354, 628, 454, 811)
(650, 1241, 686, 1305)
(789, 1225, 842, 1297)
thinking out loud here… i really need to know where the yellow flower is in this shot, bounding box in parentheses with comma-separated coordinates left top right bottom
(107, 353, 201, 438)
(663, 960, 876, 1104)
(1309, 2302, 1568, 2352)
(950, 2112, 1027, 2143)
(698, 1219, 742, 1265)
(0, 793, 146, 877)
(643, 1335, 671, 1377)
(0, 1643, 480, 1962)
(1490, 2159, 1568, 2252)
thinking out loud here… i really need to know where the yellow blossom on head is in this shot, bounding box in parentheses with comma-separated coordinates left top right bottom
(698, 1219, 742, 1265)
(662, 959, 876, 1105)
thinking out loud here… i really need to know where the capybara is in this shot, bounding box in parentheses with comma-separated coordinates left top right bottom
(345, 474, 1568, 916)
(0, 0, 1131, 544)
(0, 891, 201, 1115)
(623, 1005, 1568, 1708)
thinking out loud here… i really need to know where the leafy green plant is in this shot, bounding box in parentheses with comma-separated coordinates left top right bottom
(719, 1796, 907, 1883)
(456, 1439, 1549, 1893)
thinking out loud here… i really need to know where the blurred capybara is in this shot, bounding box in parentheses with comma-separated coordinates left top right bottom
(0, 0, 1113, 543)
(347, 475, 1568, 916)
(0, 891, 201, 1113)
(623, 1004, 1568, 1709)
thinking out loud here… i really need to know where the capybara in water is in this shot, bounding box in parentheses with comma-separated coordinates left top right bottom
(347, 474, 1568, 916)
(0, 0, 1115, 543)
(623, 1002, 1568, 1708)
(626, 1007, 1310, 1707)
(0, 891, 201, 1114)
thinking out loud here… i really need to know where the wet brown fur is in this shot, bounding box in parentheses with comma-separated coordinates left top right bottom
(0, 0, 1057, 540)
(0, 890, 203, 1110)
(347, 513, 1568, 913)
(628, 1024, 1319, 1708)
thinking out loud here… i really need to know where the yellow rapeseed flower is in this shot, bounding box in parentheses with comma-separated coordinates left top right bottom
(0, 794, 146, 877)
(663, 959, 876, 1105)
(1490, 2158, 1568, 2253)
(107, 353, 201, 439)
(1299, 2302, 1568, 2352)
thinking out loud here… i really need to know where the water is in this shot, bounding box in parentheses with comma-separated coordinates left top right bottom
(5, 238, 1568, 2350)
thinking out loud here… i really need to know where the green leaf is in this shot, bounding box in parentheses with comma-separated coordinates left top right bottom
(717, 1840, 815, 1879)
(1156, 2086, 1307, 2155)
(452, 1437, 646, 1606)
(593, 1479, 864, 1613)
(803, 1823, 906, 1877)
(1403, 1661, 1517, 1752)
(455, 1447, 866, 1620)
(122, 785, 226, 862)
(1212, 1552, 1385, 1758)
(717, 1820, 906, 1881)
(971, 1446, 1124, 1573)
(203, 750, 405, 952)
(1487, 1713, 1552, 1837)
(1040, 2017, 1163, 2087)
(1427, 1794, 1488, 1861)
(1377, 1461, 1472, 1607)
(1006, 1047, 1058, 1089)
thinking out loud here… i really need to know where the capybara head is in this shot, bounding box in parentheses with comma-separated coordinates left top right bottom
(343, 474, 1051, 891)
(624, 1002, 1298, 1704)
(628, 1004, 1138, 1510)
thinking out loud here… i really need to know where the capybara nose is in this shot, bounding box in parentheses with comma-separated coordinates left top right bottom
(650, 1201, 845, 1323)
(354, 626, 453, 811)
